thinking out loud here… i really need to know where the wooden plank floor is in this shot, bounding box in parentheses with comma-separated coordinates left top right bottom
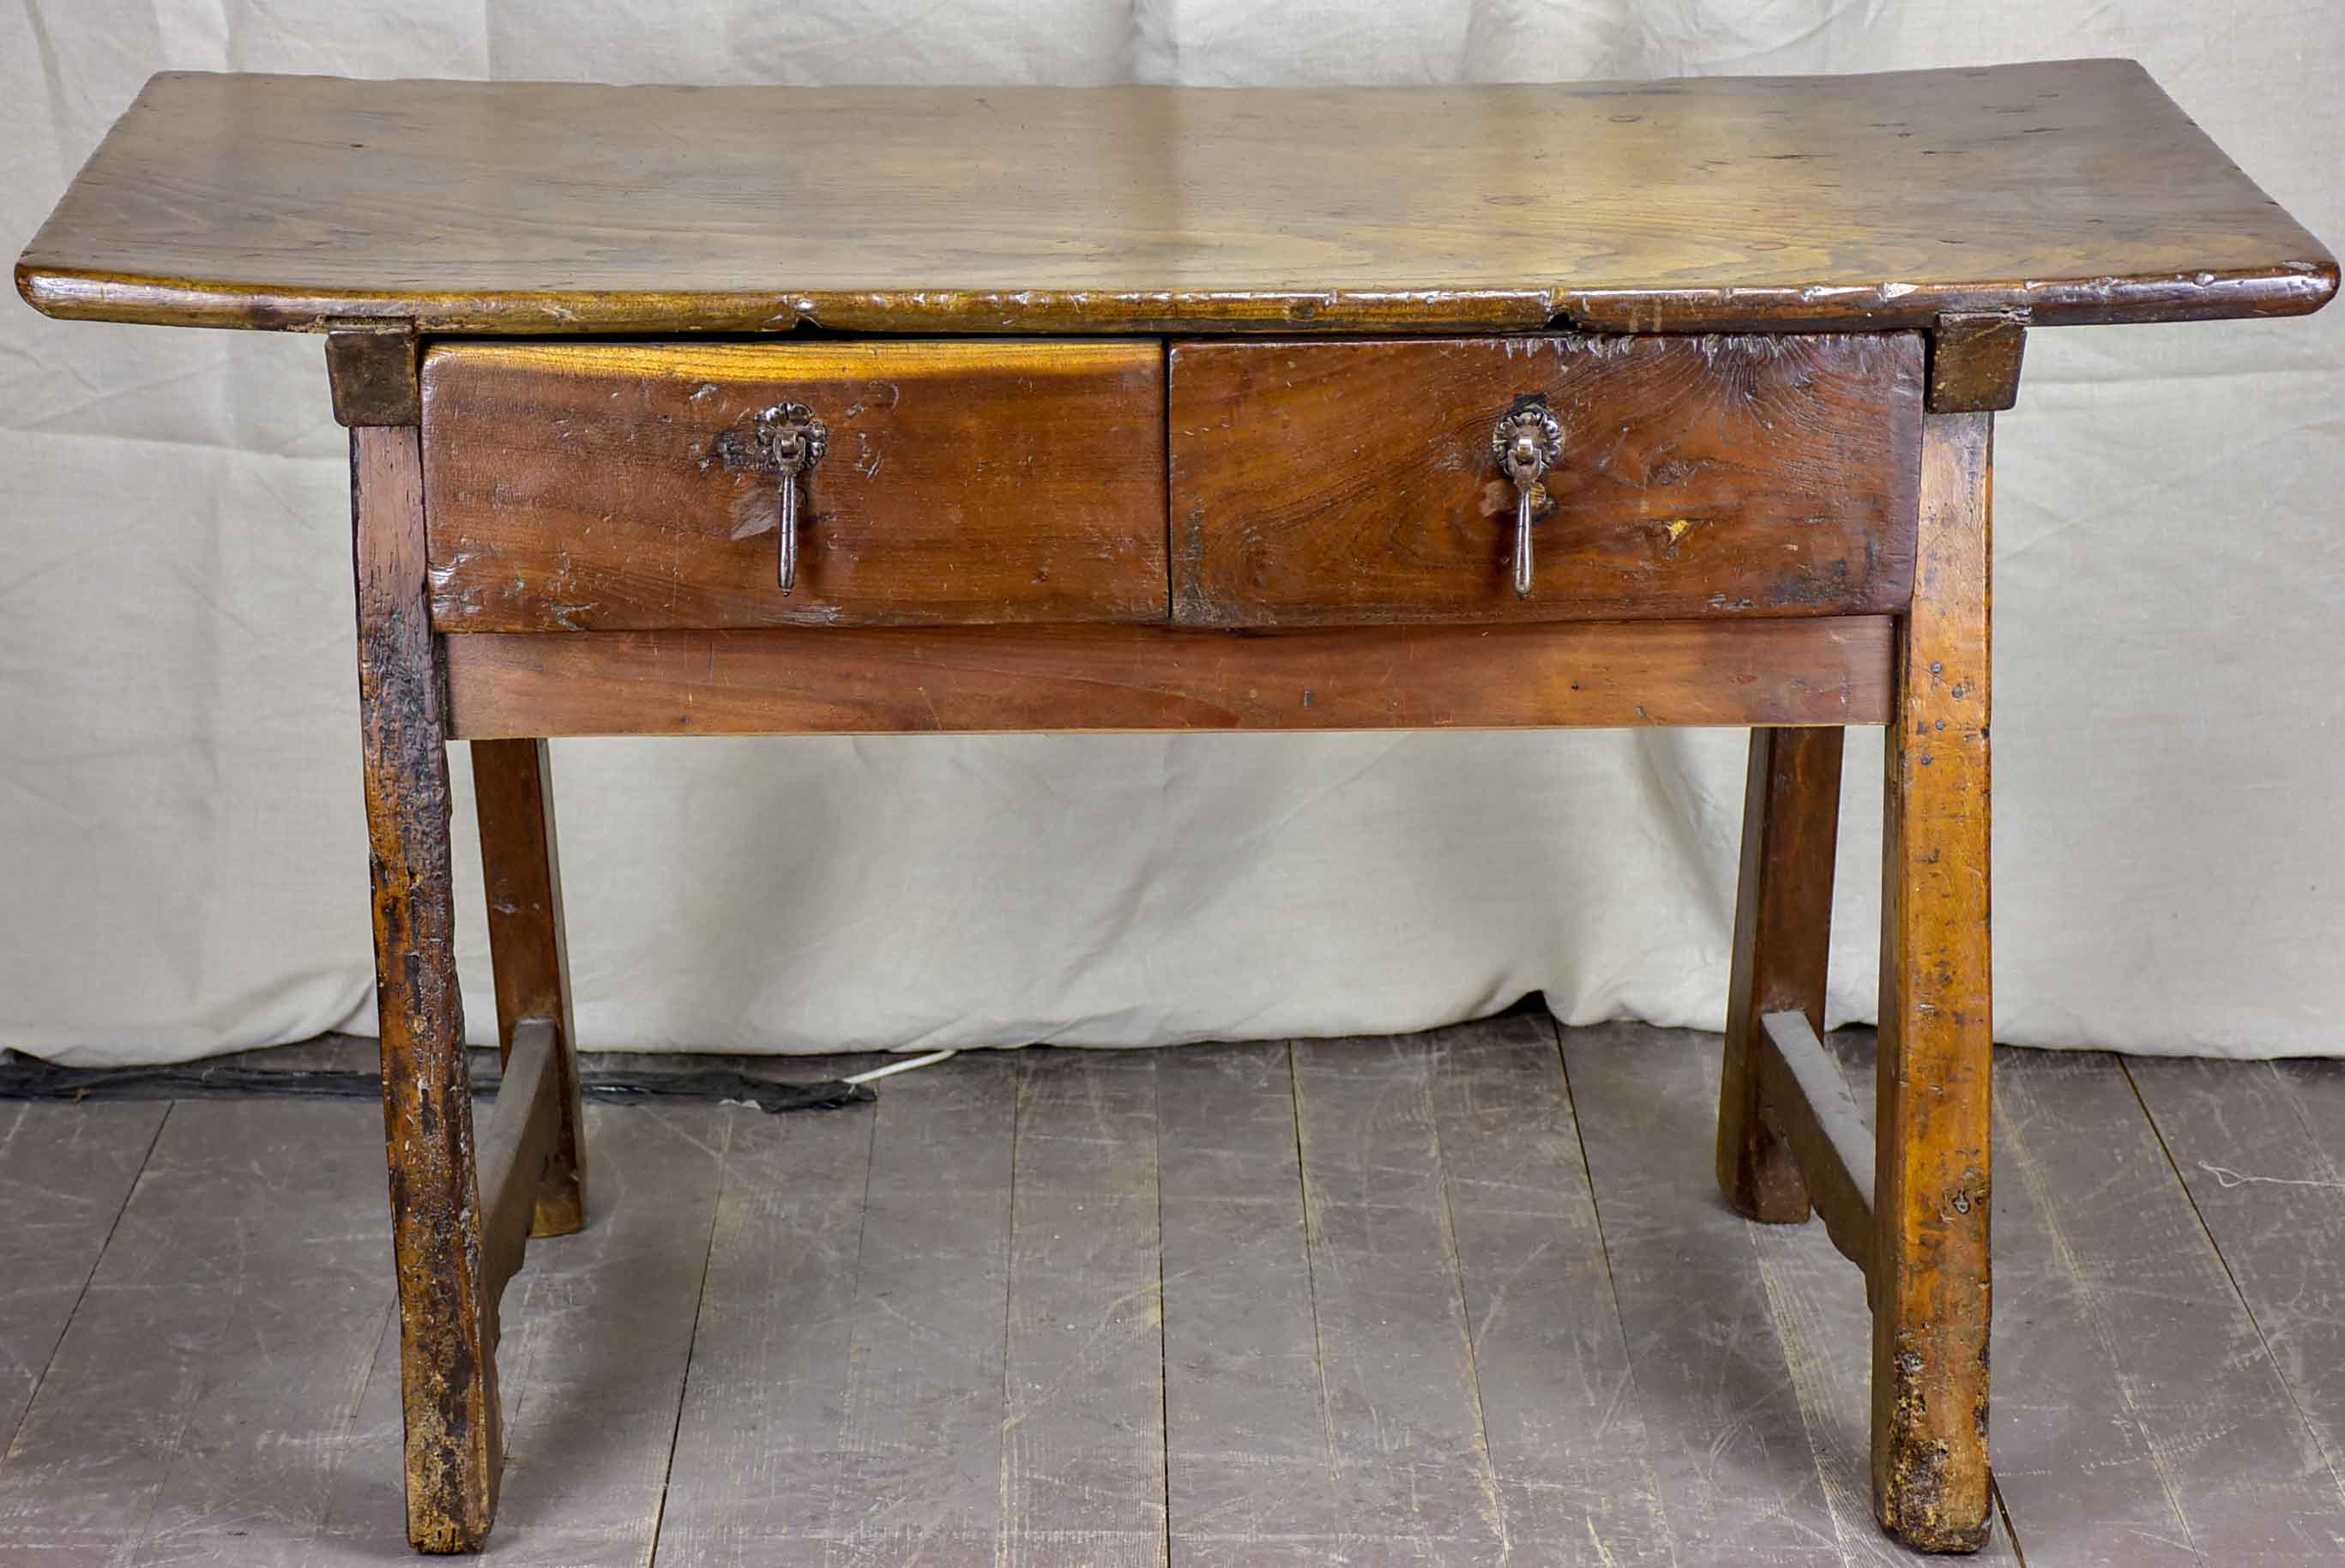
(4, 1018, 2345, 1565)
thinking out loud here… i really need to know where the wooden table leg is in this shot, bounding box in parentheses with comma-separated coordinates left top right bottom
(1718, 724, 1846, 1222)
(353, 425, 503, 1553)
(1872, 409, 1995, 1552)
(473, 737, 588, 1237)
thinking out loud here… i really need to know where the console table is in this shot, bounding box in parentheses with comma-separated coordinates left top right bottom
(17, 60, 2332, 1555)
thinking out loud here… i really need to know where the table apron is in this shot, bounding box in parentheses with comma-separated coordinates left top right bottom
(437, 618, 1893, 739)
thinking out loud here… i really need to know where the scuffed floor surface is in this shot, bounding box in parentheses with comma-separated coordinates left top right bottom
(3, 1018, 2343, 1565)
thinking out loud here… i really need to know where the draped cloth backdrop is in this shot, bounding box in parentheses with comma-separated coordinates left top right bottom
(3, 1, 2340, 1064)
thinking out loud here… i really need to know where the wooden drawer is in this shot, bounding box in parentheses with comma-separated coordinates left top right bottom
(422, 340, 1168, 630)
(1169, 334, 1923, 627)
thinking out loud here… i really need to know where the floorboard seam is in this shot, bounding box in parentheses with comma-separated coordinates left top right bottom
(304, 1288, 400, 1551)
(1285, 1042, 1342, 1484)
(1747, 1239, 1860, 1567)
(2119, 1056, 2345, 1508)
(645, 1108, 736, 1568)
(123, 1108, 270, 1559)
(2270, 1060, 2345, 1492)
(1991, 1476, 2029, 1568)
(2003, 1056, 2203, 1565)
(1544, 1018, 1631, 1372)
(1, 1101, 171, 1467)
(998, 1062, 1024, 1566)
(813, 1082, 886, 1565)
(1153, 1058, 1175, 1568)
(2276, 1060, 2345, 1192)
(1548, 1018, 1691, 1562)
(25, 1036, 2336, 1566)
(1425, 1040, 1515, 1562)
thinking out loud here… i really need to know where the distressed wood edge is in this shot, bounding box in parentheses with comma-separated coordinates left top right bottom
(1872, 409, 1995, 1553)
(1757, 1010, 1876, 1281)
(328, 321, 420, 425)
(439, 618, 1896, 739)
(1928, 312, 2029, 413)
(18, 262, 2338, 336)
(475, 1018, 561, 1322)
(353, 423, 501, 1553)
(1561, 262, 2336, 334)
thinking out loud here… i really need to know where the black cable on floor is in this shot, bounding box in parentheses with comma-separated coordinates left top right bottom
(0, 1056, 873, 1113)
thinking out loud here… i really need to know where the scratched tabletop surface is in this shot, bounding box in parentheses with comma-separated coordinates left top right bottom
(15, 59, 2335, 336)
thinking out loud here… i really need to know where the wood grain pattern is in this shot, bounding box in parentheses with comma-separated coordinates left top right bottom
(1287, 1036, 1511, 1561)
(329, 1104, 734, 1567)
(470, 738, 586, 1237)
(1996, 1051, 2345, 1565)
(17, 63, 2334, 335)
(0, 1103, 168, 1447)
(2125, 1058, 2345, 1530)
(0, 1103, 395, 1566)
(24, 1026, 2345, 1565)
(1927, 314, 2029, 414)
(473, 1020, 559, 1324)
(325, 322, 419, 426)
(1757, 1010, 1874, 1277)
(1171, 334, 1922, 627)
(822, 1053, 1016, 1565)
(352, 424, 499, 1553)
(1872, 411, 1994, 1552)
(421, 340, 1168, 631)
(1426, 1015, 1674, 1564)
(1717, 724, 1846, 1223)
(645, 1093, 877, 1566)
(1558, 1022, 1847, 1562)
(1000, 1052, 1170, 1568)
(442, 618, 1893, 739)
(1155, 1043, 1329, 1567)
(1757, 1029, 2027, 1568)
(1962, 1051, 2201, 1568)
(659, 1047, 1166, 1568)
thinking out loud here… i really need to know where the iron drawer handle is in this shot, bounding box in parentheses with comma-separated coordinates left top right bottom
(757, 402, 829, 593)
(1492, 398, 1563, 599)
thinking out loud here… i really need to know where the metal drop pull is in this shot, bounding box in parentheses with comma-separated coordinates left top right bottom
(757, 402, 829, 593)
(1491, 400, 1563, 599)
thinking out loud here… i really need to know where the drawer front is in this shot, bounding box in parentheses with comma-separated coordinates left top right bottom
(1170, 334, 1922, 627)
(423, 340, 1168, 630)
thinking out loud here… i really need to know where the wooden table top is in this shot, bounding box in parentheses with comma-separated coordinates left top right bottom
(15, 59, 2333, 337)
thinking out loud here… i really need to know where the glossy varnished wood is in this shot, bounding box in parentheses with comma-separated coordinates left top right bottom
(1172, 334, 1921, 627)
(439, 618, 1893, 739)
(352, 425, 500, 1553)
(1873, 411, 1996, 1551)
(17, 61, 2335, 337)
(421, 341, 1167, 630)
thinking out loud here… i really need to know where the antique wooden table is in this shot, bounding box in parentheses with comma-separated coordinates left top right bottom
(17, 59, 2333, 1556)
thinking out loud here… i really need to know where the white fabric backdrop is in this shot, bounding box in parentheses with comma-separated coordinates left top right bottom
(3, 1, 2340, 1065)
